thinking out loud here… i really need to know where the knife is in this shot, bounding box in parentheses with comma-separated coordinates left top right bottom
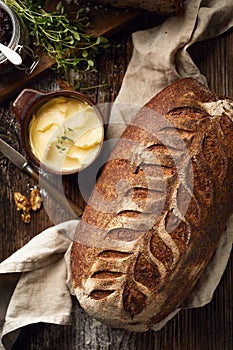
(0, 137, 83, 218)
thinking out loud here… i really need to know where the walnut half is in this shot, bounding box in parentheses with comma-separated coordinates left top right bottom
(30, 188, 42, 211)
(14, 188, 42, 223)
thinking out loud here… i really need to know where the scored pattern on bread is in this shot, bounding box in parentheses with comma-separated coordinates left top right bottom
(71, 78, 233, 331)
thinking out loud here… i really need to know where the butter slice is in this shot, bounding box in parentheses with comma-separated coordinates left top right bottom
(29, 96, 103, 172)
(75, 126, 103, 149)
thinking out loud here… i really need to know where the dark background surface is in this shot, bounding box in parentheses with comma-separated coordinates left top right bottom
(0, 8, 232, 350)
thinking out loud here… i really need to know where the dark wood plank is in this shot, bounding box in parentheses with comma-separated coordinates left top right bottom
(0, 9, 232, 350)
(0, 3, 141, 105)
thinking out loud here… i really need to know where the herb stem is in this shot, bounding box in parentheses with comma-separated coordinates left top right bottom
(5, 0, 109, 73)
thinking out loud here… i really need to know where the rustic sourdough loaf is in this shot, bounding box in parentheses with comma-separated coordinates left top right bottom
(79, 0, 183, 14)
(71, 78, 233, 331)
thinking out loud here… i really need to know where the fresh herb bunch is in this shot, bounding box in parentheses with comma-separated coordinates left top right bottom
(4, 0, 109, 73)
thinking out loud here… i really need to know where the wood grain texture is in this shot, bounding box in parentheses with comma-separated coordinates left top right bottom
(0, 10, 232, 350)
(0, 4, 141, 105)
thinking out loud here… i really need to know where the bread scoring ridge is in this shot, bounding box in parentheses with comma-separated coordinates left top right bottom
(71, 78, 233, 331)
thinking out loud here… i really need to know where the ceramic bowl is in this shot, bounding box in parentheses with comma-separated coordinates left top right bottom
(12, 88, 105, 175)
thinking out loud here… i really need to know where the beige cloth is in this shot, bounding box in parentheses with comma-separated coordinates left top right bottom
(0, 221, 78, 350)
(108, 0, 233, 138)
(1, 0, 233, 348)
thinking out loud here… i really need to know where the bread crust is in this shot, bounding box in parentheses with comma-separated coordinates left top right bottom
(71, 78, 233, 331)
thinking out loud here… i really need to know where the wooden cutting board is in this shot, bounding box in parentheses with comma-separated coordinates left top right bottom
(0, 4, 141, 104)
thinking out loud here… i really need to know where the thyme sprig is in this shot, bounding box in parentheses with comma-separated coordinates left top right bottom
(5, 0, 109, 73)
(56, 126, 74, 153)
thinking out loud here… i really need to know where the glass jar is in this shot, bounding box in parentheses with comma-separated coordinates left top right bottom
(0, 0, 39, 75)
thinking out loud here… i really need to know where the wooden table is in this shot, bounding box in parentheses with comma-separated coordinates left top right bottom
(0, 10, 232, 350)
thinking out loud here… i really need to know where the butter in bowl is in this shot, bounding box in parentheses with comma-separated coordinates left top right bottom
(12, 89, 104, 175)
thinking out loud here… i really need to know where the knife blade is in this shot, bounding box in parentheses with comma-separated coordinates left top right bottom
(0, 137, 83, 218)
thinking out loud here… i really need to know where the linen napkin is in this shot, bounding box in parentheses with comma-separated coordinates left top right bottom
(108, 0, 233, 138)
(0, 221, 78, 350)
(1, 0, 233, 348)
